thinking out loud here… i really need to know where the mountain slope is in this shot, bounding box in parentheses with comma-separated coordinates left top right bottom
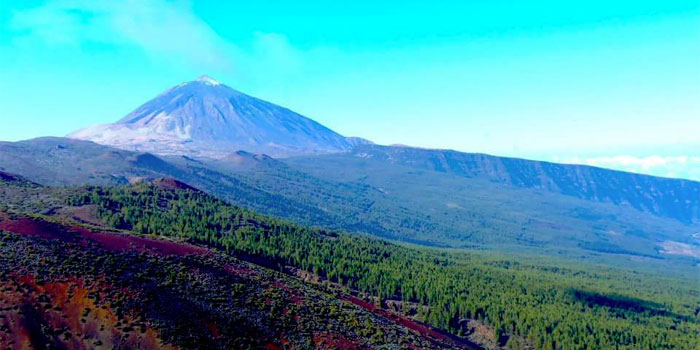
(0, 137, 408, 247)
(290, 144, 700, 224)
(0, 202, 460, 348)
(1, 179, 696, 350)
(0, 137, 351, 229)
(68, 75, 369, 158)
(1, 137, 698, 265)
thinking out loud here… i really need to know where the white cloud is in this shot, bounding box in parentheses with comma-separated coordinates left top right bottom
(10, 0, 233, 69)
(579, 155, 688, 170)
(560, 155, 700, 180)
(229, 31, 306, 84)
(8, 1, 315, 81)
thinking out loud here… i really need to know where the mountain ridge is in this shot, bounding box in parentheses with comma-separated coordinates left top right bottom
(1, 137, 698, 265)
(317, 144, 700, 224)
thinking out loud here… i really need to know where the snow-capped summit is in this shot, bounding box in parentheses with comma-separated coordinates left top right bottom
(196, 74, 220, 85)
(68, 76, 371, 158)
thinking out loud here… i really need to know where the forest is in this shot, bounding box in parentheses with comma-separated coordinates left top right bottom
(66, 183, 699, 350)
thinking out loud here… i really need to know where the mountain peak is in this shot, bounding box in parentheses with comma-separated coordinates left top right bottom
(68, 76, 367, 158)
(195, 75, 220, 86)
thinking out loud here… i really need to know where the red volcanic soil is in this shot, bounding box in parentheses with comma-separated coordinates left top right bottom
(340, 295, 483, 350)
(82, 229, 210, 257)
(152, 178, 200, 192)
(0, 213, 290, 282)
(342, 295, 376, 312)
(0, 212, 209, 257)
(0, 212, 478, 349)
(206, 321, 221, 338)
(0, 274, 176, 350)
(271, 281, 305, 305)
(272, 280, 294, 293)
(0, 213, 73, 241)
(313, 332, 363, 350)
(223, 264, 254, 277)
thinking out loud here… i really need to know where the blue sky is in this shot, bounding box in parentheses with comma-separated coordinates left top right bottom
(1, 0, 699, 179)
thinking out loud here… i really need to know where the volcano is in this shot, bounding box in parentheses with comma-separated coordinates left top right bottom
(68, 75, 369, 158)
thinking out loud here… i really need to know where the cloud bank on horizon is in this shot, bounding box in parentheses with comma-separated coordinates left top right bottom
(1, 0, 699, 180)
(557, 155, 700, 180)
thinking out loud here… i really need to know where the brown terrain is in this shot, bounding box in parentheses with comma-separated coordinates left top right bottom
(0, 211, 478, 349)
